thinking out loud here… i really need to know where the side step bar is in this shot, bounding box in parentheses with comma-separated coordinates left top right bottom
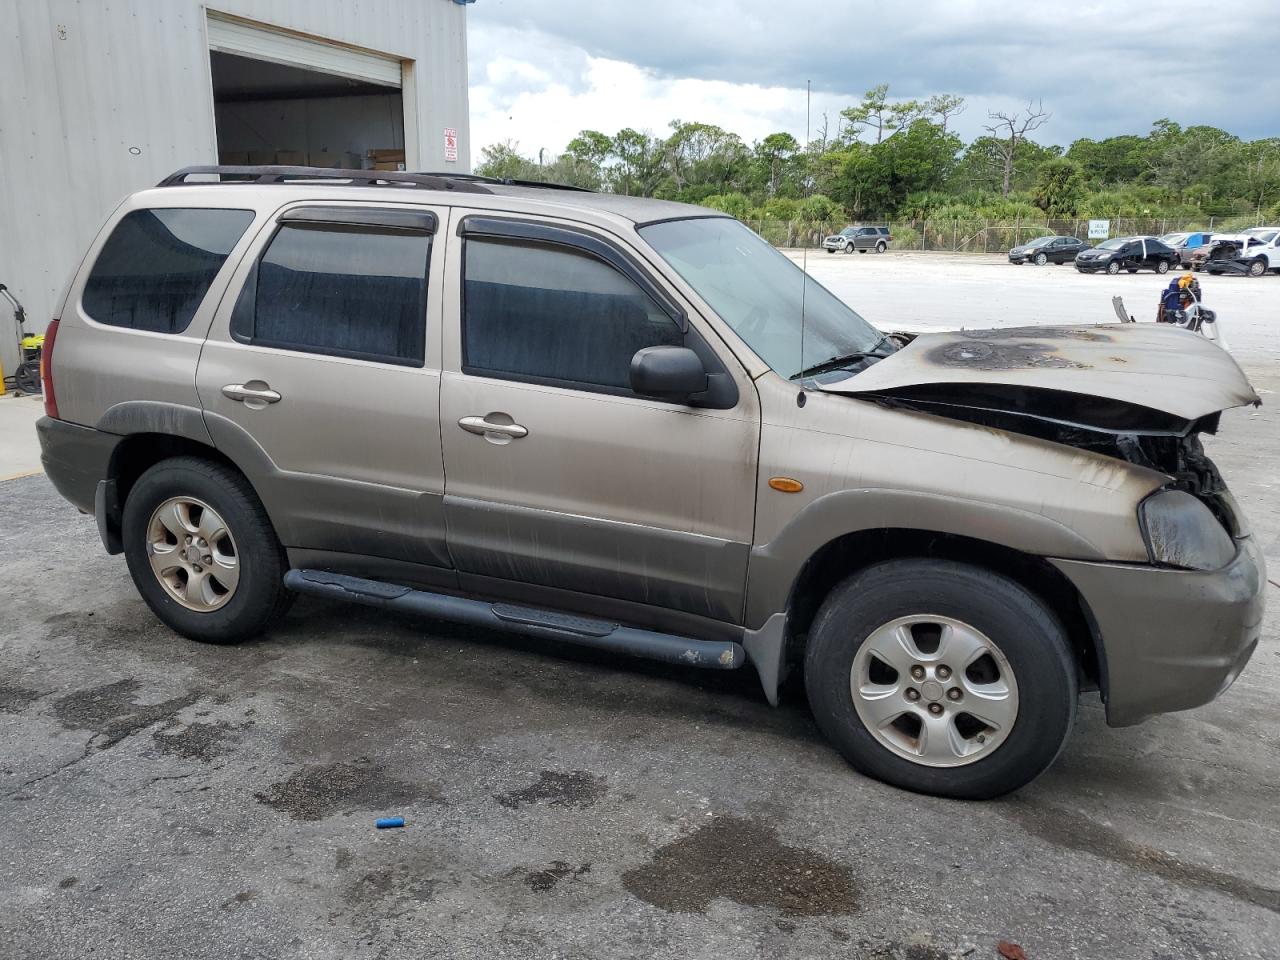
(284, 569, 746, 670)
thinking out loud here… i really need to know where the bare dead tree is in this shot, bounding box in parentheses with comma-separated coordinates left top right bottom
(984, 100, 1050, 196)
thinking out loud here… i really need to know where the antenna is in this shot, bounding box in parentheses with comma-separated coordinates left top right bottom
(799, 79, 811, 390)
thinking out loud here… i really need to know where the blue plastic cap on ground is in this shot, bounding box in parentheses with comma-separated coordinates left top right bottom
(375, 817, 405, 829)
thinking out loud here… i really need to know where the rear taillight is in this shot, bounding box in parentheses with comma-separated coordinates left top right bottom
(40, 319, 59, 419)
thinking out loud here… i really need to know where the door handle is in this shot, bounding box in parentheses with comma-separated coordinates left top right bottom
(458, 415, 527, 440)
(222, 382, 282, 406)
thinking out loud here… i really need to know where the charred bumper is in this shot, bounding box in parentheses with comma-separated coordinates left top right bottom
(1050, 536, 1265, 727)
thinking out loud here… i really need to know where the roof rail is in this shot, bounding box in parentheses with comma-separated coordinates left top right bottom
(157, 165, 494, 194)
(417, 171, 594, 193)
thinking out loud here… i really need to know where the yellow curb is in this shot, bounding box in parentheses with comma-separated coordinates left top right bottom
(0, 469, 42, 482)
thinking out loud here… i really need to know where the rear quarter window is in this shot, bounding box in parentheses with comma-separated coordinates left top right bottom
(82, 208, 254, 333)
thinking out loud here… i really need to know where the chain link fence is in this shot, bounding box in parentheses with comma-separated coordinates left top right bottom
(748, 215, 1273, 253)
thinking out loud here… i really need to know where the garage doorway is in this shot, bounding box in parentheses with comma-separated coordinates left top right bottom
(207, 13, 409, 172)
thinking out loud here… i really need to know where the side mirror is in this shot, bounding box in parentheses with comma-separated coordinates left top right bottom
(630, 345, 708, 402)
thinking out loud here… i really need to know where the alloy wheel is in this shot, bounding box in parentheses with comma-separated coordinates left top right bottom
(851, 614, 1019, 767)
(146, 496, 240, 611)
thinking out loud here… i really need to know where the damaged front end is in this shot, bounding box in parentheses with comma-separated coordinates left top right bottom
(820, 324, 1260, 537)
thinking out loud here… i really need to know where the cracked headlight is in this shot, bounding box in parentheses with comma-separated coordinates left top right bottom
(1139, 489, 1236, 571)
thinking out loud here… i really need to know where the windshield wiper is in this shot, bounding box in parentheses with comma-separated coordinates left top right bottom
(792, 335, 895, 380)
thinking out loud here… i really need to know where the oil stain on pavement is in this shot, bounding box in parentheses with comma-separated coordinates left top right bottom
(52, 678, 203, 748)
(1001, 800, 1280, 914)
(493, 769, 606, 809)
(622, 815, 859, 916)
(253, 759, 434, 821)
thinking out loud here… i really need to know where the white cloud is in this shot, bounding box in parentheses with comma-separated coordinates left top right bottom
(465, 2, 1280, 156)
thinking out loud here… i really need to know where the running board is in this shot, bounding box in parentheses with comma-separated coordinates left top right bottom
(284, 569, 746, 670)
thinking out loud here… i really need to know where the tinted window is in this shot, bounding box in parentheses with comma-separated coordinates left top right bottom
(83, 208, 253, 333)
(232, 222, 430, 365)
(463, 238, 682, 391)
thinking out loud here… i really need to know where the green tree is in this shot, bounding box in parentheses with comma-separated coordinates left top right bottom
(1032, 158, 1086, 217)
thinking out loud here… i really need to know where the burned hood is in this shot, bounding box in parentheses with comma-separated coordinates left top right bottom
(821, 324, 1259, 434)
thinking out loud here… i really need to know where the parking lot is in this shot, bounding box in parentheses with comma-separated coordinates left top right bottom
(2, 253, 1277, 960)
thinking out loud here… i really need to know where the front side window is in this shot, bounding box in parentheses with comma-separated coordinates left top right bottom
(83, 207, 254, 333)
(232, 221, 430, 365)
(640, 216, 883, 379)
(462, 238, 683, 391)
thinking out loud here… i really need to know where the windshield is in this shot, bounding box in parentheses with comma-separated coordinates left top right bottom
(1098, 238, 1126, 250)
(1025, 236, 1054, 246)
(640, 217, 882, 378)
(1160, 232, 1188, 245)
(838, 227, 856, 237)
(1245, 229, 1277, 243)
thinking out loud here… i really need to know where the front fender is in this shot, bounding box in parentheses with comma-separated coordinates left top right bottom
(743, 488, 1109, 629)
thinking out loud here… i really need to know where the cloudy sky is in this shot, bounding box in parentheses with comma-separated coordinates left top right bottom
(466, 1, 1280, 158)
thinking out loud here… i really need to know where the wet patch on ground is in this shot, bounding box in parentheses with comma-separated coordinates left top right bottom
(51, 679, 203, 748)
(253, 760, 433, 821)
(152, 720, 236, 762)
(494, 770, 607, 810)
(1000, 800, 1280, 914)
(622, 815, 859, 916)
(0, 684, 40, 713)
(521, 861, 592, 892)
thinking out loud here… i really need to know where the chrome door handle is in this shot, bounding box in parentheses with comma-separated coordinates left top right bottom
(222, 382, 282, 405)
(458, 415, 527, 439)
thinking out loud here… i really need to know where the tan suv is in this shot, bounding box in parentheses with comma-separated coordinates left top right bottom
(36, 166, 1266, 799)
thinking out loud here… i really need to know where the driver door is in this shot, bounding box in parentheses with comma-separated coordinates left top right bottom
(438, 212, 761, 625)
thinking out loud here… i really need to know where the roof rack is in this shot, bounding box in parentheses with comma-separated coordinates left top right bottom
(157, 165, 494, 194)
(417, 171, 594, 193)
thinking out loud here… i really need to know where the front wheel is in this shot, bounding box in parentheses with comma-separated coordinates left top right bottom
(1156, 259, 1170, 274)
(1034, 252, 1048, 266)
(804, 559, 1077, 799)
(122, 457, 292, 644)
(1248, 258, 1267, 277)
(1106, 261, 1121, 275)
(845, 243, 855, 254)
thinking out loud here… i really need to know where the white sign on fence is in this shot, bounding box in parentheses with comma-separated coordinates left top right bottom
(1087, 219, 1111, 239)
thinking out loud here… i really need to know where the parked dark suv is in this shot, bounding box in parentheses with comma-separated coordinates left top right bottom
(1075, 236, 1178, 275)
(823, 226, 891, 254)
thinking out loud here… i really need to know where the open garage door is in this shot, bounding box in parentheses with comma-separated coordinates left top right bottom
(207, 13, 409, 172)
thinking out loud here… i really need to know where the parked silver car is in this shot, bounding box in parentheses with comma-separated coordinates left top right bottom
(36, 166, 1265, 799)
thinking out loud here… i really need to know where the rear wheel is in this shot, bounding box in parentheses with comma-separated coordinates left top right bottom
(876, 240, 887, 253)
(122, 457, 292, 644)
(804, 559, 1077, 799)
(1248, 258, 1267, 277)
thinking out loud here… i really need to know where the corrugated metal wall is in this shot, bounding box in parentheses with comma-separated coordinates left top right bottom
(0, 0, 470, 371)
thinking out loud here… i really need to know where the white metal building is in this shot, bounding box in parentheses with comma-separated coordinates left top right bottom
(0, 0, 471, 373)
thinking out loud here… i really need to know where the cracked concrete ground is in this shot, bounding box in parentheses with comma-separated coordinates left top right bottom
(1, 258, 1278, 959)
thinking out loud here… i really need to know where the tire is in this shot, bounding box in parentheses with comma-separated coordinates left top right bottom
(1156, 259, 1170, 275)
(857, 248, 867, 254)
(122, 456, 292, 644)
(1248, 258, 1267, 277)
(804, 559, 1077, 799)
(826, 247, 836, 254)
(876, 241, 887, 253)
(1106, 261, 1121, 275)
(845, 243, 855, 254)
(14, 362, 41, 395)
(1033, 252, 1047, 266)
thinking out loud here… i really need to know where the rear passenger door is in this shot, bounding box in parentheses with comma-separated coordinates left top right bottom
(437, 213, 760, 625)
(195, 202, 451, 570)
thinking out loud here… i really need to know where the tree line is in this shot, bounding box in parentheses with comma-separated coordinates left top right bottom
(474, 84, 1280, 229)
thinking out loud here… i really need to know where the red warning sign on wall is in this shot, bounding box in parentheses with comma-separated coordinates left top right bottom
(444, 127, 458, 163)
